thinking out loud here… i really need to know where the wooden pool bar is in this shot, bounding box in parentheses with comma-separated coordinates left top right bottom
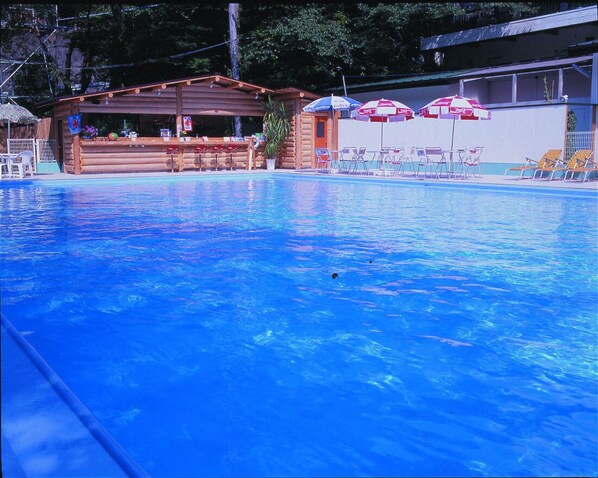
(72, 136, 263, 174)
(41, 75, 326, 174)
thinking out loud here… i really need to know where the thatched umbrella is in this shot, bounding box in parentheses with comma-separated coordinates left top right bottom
(0, 103, 39, 153)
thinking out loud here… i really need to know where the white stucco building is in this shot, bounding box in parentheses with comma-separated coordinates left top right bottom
(335, 5, 597, 174)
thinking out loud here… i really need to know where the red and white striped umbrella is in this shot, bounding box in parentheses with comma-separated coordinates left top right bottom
(419, 95, 491, 153)
(419, 95, 491, 121)
(352, 98, 415, 123)
(351, 98, 414, 148)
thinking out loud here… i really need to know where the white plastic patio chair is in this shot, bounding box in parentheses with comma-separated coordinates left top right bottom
(315, 148, 332, 173)
(387, 147, 406, 176)
(458, 146, 483, 178)
(411, 147, 428, 179)
(334, 147, 353, 173)
(0, 154, 14, 179)
(9, 150, 35, 179)
(422, 147, 447, 179)
(350, 147, 368, 175)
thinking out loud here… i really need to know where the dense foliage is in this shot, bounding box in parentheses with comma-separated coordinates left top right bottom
(0, 2, 545, 111)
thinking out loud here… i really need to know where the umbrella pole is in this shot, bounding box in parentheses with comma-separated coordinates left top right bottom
(449, 117, 456, 175)
(7, 120, 10, 154)
(450, 117, 455, 152)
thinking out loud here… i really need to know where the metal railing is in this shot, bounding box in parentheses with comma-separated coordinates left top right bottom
(8, 139, 59, 173)
(565, 131, 596, 162)
(7, 139, 36, 172)
(36, 139, 57, 163)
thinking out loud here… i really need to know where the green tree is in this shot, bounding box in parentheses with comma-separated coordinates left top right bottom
(1, 2, 546, 108)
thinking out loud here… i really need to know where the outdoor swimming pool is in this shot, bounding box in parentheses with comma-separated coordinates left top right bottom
(1, 174, 597, 477)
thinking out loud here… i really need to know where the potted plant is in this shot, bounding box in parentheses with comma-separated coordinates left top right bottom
(263, 96, 290, 170)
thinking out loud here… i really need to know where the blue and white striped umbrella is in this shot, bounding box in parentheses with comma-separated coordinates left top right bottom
(303, 95, 362, 113)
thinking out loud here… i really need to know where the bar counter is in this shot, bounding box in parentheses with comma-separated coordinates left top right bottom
(70, 136, 264, 174)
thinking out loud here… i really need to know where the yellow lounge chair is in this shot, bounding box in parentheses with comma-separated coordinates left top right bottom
(563, 152, 597, 182)
(504, 149, 561, 179)
(533, 149, 592, 180)
(542, 149, 593, 181)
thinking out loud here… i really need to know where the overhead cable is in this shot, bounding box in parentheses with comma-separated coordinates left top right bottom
(78, 39, 233, 71)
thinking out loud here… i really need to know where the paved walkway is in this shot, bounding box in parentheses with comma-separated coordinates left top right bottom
(2, 169, 597, 191)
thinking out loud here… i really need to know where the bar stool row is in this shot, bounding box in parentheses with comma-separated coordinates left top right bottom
(165, 144, 240, 172)
(193, 144, 239, 171)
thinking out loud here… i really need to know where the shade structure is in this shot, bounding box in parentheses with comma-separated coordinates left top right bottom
(351, 98, 414, 148)
(302, 95, 362, 113)
(419, 95, 491, 152)
(0, 102, 39, 154)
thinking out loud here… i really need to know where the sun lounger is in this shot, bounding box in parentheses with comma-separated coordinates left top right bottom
(563, 152, 597, 181)
(540, 149, 593, 181)
(504, 149, 561, 179)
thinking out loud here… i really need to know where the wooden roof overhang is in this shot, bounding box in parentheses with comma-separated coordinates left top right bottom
(37, 75, 280, 117)
(272, 87, 321, 101)
(39, 75, 275, 106)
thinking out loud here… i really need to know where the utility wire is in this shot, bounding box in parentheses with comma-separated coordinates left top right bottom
(78, 39, 234, 71)
(0, 29, 58, 87)
(56, 4, 163, 22)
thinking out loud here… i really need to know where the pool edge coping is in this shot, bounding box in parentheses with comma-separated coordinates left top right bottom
(1, 314, 152, 478)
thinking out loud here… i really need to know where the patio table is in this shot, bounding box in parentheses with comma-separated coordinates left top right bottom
(441, 149, 461, 178)
(0, 153, 18, 178)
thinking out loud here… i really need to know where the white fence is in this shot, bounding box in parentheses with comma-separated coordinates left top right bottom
(8, 139, 58, 173)
(565, 131, 596, 162)
(36, 139, 58, 163)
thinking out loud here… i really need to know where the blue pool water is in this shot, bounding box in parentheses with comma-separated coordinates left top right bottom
(1, 175, 597, 477)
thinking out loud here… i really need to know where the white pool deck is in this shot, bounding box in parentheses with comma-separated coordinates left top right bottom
(3, 169, 597, 191)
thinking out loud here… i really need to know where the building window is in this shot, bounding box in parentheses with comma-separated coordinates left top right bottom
(434, 51, 445, 68)
(316, 122, 325, 138)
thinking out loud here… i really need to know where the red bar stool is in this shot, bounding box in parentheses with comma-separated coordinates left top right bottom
(193, 145, 208, 171)
(225, 144, 238, 170)
(165, 146, 179, 173)
(210, 144, 224, 171)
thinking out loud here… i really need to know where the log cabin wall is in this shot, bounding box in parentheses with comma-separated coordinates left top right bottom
(278, 98, 296, 169)
(75, 137, 256, 174)
(43, 75, 321, 173)
(76, 83, 265, 117)
(271, 91, 321, 170)
(52, 102, 78, 173)
(298, 99, 316, 169)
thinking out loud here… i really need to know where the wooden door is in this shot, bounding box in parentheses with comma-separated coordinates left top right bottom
(314, 116, 328, 150)
(56, 119, 64, 168)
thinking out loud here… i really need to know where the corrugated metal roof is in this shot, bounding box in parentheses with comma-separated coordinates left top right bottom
(455, 55, 593, 77)
(421, 5, 597, 50)
(346, 69, 478, 93)
(345, 55, 593, 93)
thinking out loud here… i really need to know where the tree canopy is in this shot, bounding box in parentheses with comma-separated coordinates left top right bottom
(0, 2, 545, 110)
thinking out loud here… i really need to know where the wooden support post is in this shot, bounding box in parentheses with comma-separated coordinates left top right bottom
(327, 113, 333, 153)
(557, 68, 563, 100)
(247, 138, 254, 170)
(175, 85, 183, 137)
(177, 145, 184, 172)
(73, 134, 81, 174)
(294, 98, 301, 170)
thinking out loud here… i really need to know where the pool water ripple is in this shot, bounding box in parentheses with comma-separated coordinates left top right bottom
(1, 178, 597, 477)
